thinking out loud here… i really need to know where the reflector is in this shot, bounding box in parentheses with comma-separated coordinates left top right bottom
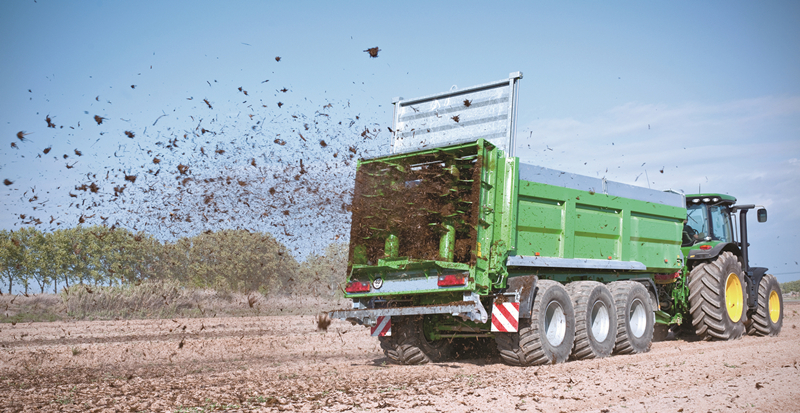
(438, 273, 467, 287)
(345, 281, 370, 293)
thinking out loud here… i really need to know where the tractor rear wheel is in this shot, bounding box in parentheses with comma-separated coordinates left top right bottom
(566, 281, 617, 360)
(746, 273, 783, 336)
(379, 316, 452, 365)
(688, 251, 747, 340)
(495, 280, 575, 366)
(609, 281, 654, 354)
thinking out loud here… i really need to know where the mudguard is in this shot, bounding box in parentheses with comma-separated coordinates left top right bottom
(506, 275, 538, 319)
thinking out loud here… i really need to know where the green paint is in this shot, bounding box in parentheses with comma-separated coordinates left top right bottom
(384, 233, 399, 258)
(439, 221, 455, 261)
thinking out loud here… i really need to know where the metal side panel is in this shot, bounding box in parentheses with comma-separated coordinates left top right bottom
(331, 293, 489, 326)
(330, 303, 477, 321)
(507, 255, 647, 271)
(391, 72, 522, 156)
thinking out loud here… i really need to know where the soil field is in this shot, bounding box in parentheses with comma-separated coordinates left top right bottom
(1, 302, 799, 412)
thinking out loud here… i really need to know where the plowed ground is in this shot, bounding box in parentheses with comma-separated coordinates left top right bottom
(1, 302, 799, 412)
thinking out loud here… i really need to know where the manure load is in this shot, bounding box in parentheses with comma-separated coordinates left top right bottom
(328, 72, 782, 366)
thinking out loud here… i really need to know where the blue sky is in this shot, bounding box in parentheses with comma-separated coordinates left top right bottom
(2, 1, 799, 282)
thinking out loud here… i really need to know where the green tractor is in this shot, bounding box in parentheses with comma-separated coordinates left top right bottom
(659, 193, 783, 339)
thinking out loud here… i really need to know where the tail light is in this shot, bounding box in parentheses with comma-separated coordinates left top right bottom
(699, 245, 712, 250)
(345, 281, 370, 293)
(438, 273, 467, 287)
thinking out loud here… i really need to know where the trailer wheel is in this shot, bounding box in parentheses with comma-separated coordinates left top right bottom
(688, 251, 746, 340)
(609, 281, 654, 354)
(378, 316, 452, 365)
(566, 281, 617, 360)
(746, 273, 783, 337)
(495, 280, 575, 366)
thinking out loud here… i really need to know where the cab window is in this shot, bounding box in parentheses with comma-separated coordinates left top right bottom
(683, 204, 707, 246)
(709, 205, 732, 243)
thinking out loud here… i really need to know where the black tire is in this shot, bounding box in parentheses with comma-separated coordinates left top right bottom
(609, 281, 654, 354)
(747, 273, 783, 337)
(378, 316, 452, 365)
(495, 280, 575, 366)
(565, 281, 617, 360)
(688, 251, 747, 340)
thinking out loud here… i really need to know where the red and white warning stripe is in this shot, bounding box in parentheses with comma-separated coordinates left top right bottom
(370, 316, 391, 336)
(491, 302, 519, 332)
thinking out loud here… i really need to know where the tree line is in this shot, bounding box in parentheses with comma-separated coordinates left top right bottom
(0, 226, 347, 296)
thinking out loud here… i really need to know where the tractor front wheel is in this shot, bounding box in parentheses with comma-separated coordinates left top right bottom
(379, 316, 452, 365)
(747, 273, 783, 336)
(688, 251, 747, 340)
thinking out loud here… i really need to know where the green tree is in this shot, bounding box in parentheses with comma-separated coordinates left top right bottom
(153, 230, 298, 293)
(297, 242, 348, 297)
(17, 227, 51, 294)
(0, 229, 28, 294)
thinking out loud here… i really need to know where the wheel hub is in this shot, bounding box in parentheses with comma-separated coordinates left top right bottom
(724, 272, 743, 323)
(769, 290, 780, 323)
(629, 298, 646, 338)
(544, 301, 566, 346)
(590, 301, 610, 342)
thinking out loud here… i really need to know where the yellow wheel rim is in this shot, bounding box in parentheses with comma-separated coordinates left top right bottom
(725, 272, 743, 323)
(769, 290, 780, 323)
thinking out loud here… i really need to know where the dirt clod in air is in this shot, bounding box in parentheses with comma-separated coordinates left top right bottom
(316, 313, 332, 332)
(364, 47, 380, 58)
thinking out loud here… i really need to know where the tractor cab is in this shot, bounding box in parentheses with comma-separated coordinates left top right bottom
(682, 193, 768, 267)
(682, 194, 737, 248)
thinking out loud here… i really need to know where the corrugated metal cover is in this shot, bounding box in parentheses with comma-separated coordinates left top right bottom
(518, 163, 685, 208)
(391, 72, 522, 156)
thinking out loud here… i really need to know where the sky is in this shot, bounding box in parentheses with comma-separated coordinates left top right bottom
(1, 1, 799, 282)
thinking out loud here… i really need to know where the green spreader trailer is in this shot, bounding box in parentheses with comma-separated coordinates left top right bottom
(329, 72, 783, 366)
